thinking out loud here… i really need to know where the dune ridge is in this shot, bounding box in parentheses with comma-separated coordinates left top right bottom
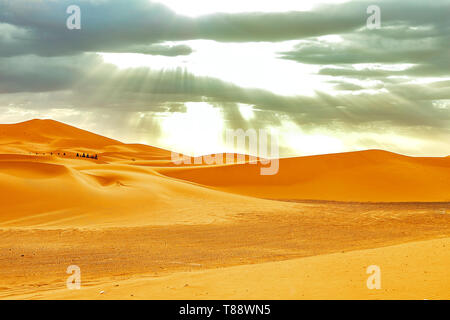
(157, 149, 450, 202)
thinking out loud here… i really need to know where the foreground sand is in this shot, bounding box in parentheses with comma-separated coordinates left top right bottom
(8, 237, 450, 300)
(0, 119, 449, 299)
(1, 201, 449, 300)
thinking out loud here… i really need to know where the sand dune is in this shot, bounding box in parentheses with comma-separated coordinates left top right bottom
(0, 119, 119, 149)
(0, 119, 173, 160)
(0, 156, 294, 228)
(0, 119, 449, 300)
(0, 120, 293, 227)
(158, 150, 450, 202)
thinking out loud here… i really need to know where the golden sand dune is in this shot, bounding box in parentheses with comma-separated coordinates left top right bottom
(0, 119, 449, 300)
(158, 150, 450, 202)
(0, 119, 118, 149)
(0, 119, 172, 160)
(0, 120, 297, 228)
(0, 156, 294, 228)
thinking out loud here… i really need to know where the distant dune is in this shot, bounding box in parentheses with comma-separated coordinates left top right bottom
(158, 150, 450, 202)
(0, 119, 449, 300)
(0, 119, 172, 159)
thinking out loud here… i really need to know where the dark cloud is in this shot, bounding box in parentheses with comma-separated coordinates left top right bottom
(0, 54, 101, 93)
(331, 81, 365, 91)
(280, 31, 450, 79)
(1, 0, 448, 58)
(113, 44, 193, 56)
(0, 0, 194, 56)
(1, 54, 448, 132)
(278, 0, 449, 82)
(280, 35, 447, 65)
(0, 0, 376, 56)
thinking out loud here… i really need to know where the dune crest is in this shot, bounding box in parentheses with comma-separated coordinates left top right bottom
(157, 149, 450, 202)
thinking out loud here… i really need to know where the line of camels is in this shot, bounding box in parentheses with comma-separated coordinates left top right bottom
(32, 152, 99, 160)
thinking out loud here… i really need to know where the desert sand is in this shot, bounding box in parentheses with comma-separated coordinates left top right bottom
(0, 119, 449, 300)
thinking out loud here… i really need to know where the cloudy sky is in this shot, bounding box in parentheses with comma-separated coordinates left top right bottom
(0, 0, 449, 157)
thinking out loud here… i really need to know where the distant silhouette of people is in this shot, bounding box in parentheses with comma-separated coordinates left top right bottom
(71, 152, 99, 160)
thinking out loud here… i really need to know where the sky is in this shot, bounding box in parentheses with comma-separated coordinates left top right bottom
(0, 0, 449, 157)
